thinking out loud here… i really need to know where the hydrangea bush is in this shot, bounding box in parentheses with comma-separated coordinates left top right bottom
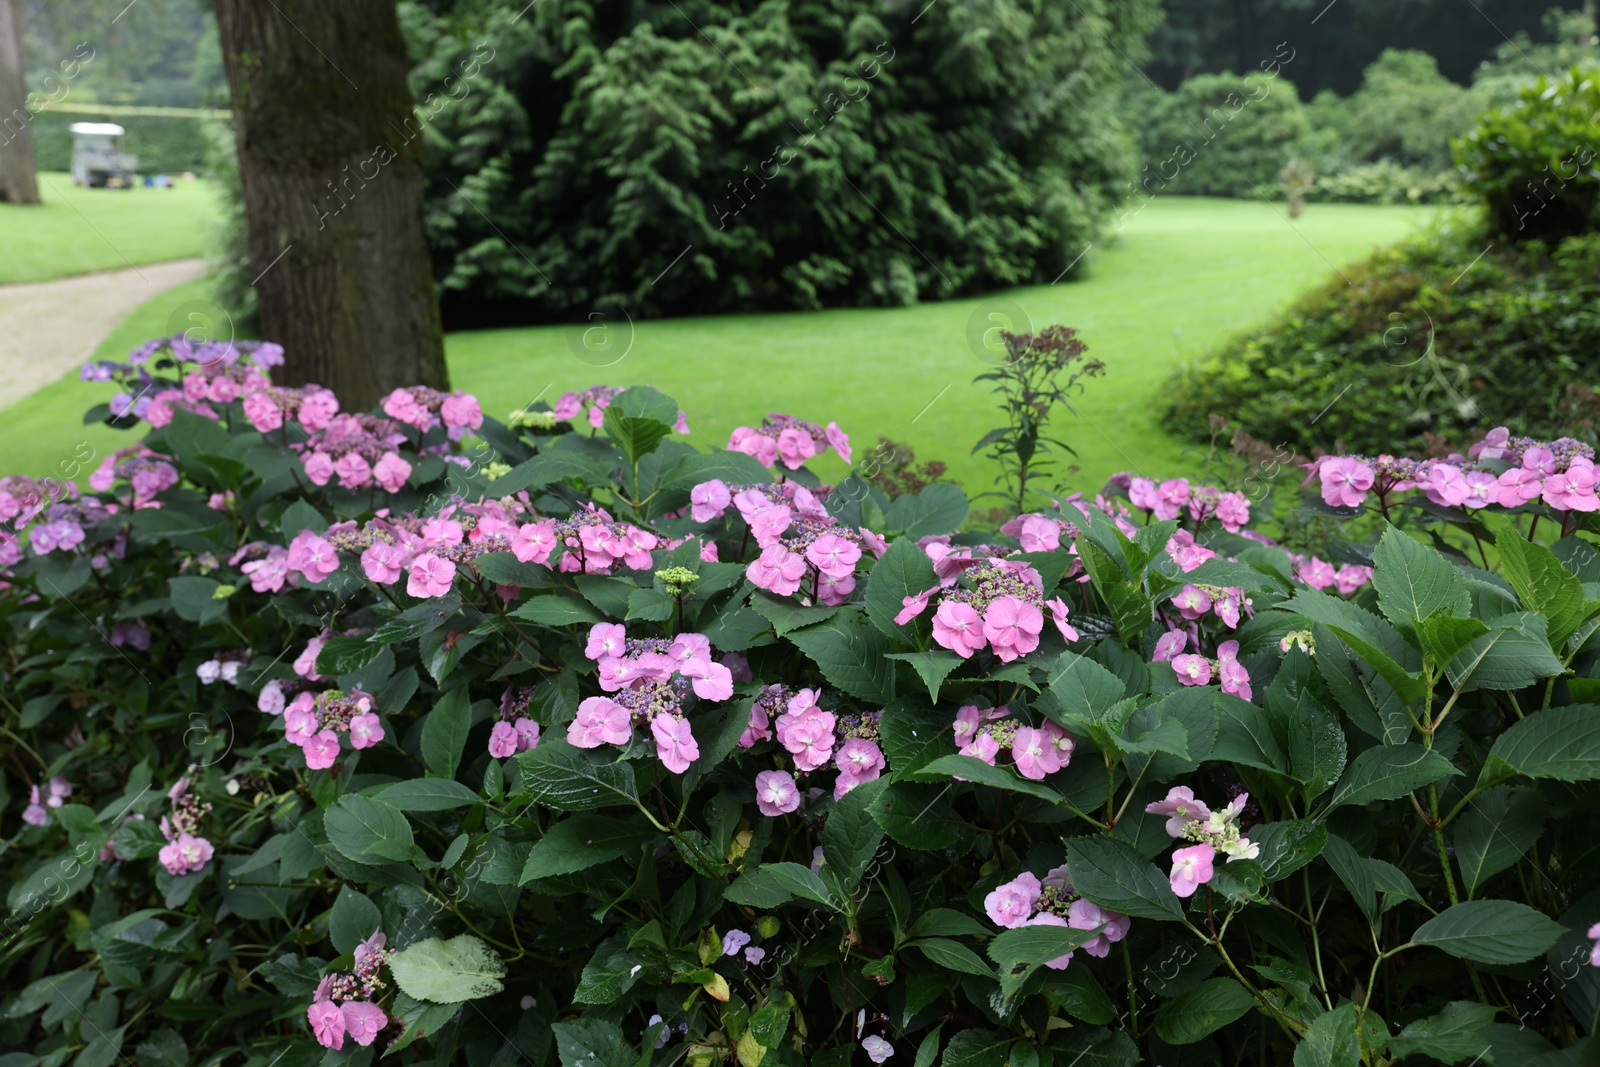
(6, 338, 1600, 1066)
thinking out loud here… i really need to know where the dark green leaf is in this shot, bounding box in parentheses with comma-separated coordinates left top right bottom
(1065, 836, 1185, 921)
(1325, 744, 1458, 811)
(1152, 977, 1255, 1044)
(420, 687, 472, 780)
(1411, 900, 1565, 964)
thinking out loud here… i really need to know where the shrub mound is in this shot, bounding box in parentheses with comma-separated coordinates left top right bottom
(1161, 225, 1600, 457)
(5, 338, 1600, 1065)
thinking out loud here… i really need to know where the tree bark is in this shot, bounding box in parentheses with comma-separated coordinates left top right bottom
(0, 0, 40, 205)
(211, 0, 447, 407)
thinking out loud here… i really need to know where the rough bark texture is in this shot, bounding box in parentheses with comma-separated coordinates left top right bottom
(0, 0, 40, 205)
(211, 0, 447, 406)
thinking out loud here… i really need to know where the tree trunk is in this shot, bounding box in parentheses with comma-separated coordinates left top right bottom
(211, 0, 447, 407)
(0, 0, 40, 205)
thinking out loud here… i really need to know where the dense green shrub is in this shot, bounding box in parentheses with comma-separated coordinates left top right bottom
(1131, 65, 1307, 199)
(251, 0, 1159, 325)
(1304, 160, 1464, 205)
(10, 334, 1600, 1065)
(30, 114, 214, 174)
(1301, 50, 1482, 176)
(1161, 223, 1600, 455)
(1454, 65, 1600, 242)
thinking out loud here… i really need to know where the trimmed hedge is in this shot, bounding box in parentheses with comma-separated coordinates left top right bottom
(30, 114, 213, 175)
(1161, 224, 1600, 455)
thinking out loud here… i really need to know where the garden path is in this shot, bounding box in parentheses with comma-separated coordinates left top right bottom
(0, 258, 206, 412)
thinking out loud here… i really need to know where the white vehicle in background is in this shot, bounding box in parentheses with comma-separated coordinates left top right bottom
(69, 122, 139, 188)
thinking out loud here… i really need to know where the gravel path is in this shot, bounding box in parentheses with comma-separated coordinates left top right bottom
(0, 259, 208, 411)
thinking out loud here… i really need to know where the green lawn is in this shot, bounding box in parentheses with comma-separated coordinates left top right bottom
(0, 172, 222, 285)
(2, 198, 1433, 493)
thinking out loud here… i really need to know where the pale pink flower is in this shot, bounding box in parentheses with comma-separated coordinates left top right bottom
(1145, 786, 1210, 837)
(1010, 725, 1060, 780)
(334, 453, 372, 489)
(1172, 584, 1212, 619)
(361, 542, 406, 585)
(833, 738, 886, 795)
(982, 596, 1043, 662)
(755, 770, 801, 816)
(652, 715, 700, 773)
(302, 451, 335, 486)
(372, 452, 412, 493)
(1045, 597, 1080, 642)
(340, 1001, 387, 1047)
(806, 534, 862, 579)
(511, 521, 558, 565)
(1544, 466, 1599, 512)
(288, 531, 340, 582)
(984, 872, 1041, 928)
(513, 717, 540, 751)
(1153, 478, 1190, 521)
(1067, 898, 1130, 958)
(1153, 630, 1187, 662)
(243, 391, 284, 432)
(895, 588, 935, 625)
(586, 623, 628, 661)
(348, 713, 384, 750)
(158, 832, 214, 876)
(1169, 843, 1215, 897)
(1319, 457, 1374, 508)
(932, 601, 984, 657)
(748, 544, 808, 596)
(293, 636, 327, 680)
(821, 422, 851, 464)
(1171, 654, 1212, 687)
(569, 697, 631, 748)
(440, 393, 483, 432)
(691, 480, 731, 522)
(488, 721, 518, 758)
(1215, 492, 1250, 532)
(308, 1000, 346, 1049)
(862, 1036, 893, 1064)
(299, 389, 339, 432)
(776, 427, 818, 470)
(407, 554, 457, 598)
(1496, 467, 1543, 507)
(303, 729, 341, 770)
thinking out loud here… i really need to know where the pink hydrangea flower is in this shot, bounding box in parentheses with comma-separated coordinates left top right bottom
(1172, 584, 1212, 619)
(308, 1000, 346, 1049)
(348, 713, 384, 750)
(334, 453, 372, 489)
(372, 452, 412, 493)
(586, 623, 627, 661)
(1011, 726, 1062, 781)
(361, 542, 407, 585)
(513, 717, 540, 751)
(1497, 467, 1543, 507)
(825, 422, 851, 464)
(569, 697, 631, 748)
(488, 721, 518, 758)
(984, 872, 1041, 928)
(1544, 466, 1599, 512)
(158, 832, 215, 876)
(691, 480, 731, 522)
(303, 729, 341, 770)
(293, 637, 327, 680)
(1169, 843, 1215, 897)
(440, 393, 483, 432)
(834, 738, 886, 796)
(932, 601, 984, 657)
(806, 534, 861, 579)
(1067, 898, 1130, 958)
(862, 1036, 893, 1064)
(748, 544, 808, 596)
(983, 597, 1043, 662)
(1145, 786, 1210, 837)
(1319, 457, 1374, 508)
(340, 1001, 388, 1047)
(288, 531, 340, 582)
(1153, 629, 1187, 662)
(302, 451, 335, 486)
(755, 770, 801, 816)
(776, 427, 818, 470)
(407, 553, 457, 598)
(1153, 478, 1190, 521)
(511, 521, 558, 565)
(652, 714, 700, 773)
(1171, 654, 1212, 687)
(243, 391, 284, 432)
(1215, 492, 1250, 532)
